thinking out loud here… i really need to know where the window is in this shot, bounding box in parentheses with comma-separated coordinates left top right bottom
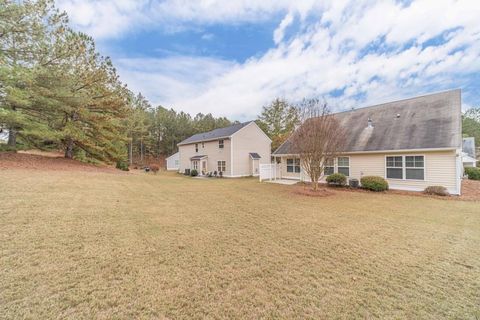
(202, 142, 204, 148)
(193, 161, 198, 170)
(174, 160, 179, 167)
(286, 158, 301, 173)
(386, 156, 403, 179)
(337, 157, 350, 176)
(219, 139, 224, 149)
(218, 161, 226, 172)
(324, 158, 334, 176)
(195, 143, 198, 153)
(405, 156, 424, 180)
(386, 156, 425, 180)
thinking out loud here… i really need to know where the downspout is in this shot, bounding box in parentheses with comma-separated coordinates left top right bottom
(456, 149, 462, 195)
(230, 137, 234, 177)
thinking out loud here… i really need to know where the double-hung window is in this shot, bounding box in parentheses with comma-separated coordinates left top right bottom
(386, 156, 425, 180)
(324, 158, 334, 176)
(218, 139, 224, 149)
(195, 143, 198, 153)
(337, 157, 350, 176)
(286, 158, 301, 173)
(405, 156, 424, 180)
(386, 156, 403, 179)
(218, 161, 226, 172)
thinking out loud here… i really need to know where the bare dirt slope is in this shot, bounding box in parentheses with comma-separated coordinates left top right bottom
(0, 151, 122, 173)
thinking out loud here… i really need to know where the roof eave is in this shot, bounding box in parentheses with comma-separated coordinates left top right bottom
(273, 147, 458, 156)
(177, 136, 231, 146)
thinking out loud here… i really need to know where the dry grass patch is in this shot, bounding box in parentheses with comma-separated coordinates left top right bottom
(1, 169, 479, 319)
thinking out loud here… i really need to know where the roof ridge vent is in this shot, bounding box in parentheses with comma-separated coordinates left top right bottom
(367, 117, 374, 128)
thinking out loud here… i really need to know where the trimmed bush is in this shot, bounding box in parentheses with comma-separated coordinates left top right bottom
(150, 165, 159, 174)
(326, 173, 347, 186)
(190, 169, 198, 177)
(465, 167, 480, 180)
(115, 160, 129, 171)
(360, 176, 389, 192)
(424, 186, 449, 196)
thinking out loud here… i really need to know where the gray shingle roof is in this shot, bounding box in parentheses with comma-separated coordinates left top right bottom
(178, 121, 253, 146)
(249, 152, 261, 159)
(462, 137, 476, 158)
(274, 90, 462, 155)
(190, 155, 207, 160)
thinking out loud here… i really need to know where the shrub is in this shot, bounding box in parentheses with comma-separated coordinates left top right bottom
(150, 165, 159, 174)
(326, 173, 347, 186)
(361, 176, 389, 192)
(465, 167, 480, 180)
(190, 169, 198, 177)
(115, 160, 129, 171)
(424, 186, 449, 196)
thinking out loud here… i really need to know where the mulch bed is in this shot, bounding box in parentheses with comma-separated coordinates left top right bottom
(292, 180, 480, 201)
(0, 151, 124, 174)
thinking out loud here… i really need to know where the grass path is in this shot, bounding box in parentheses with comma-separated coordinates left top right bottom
(1, 170, 479, 319)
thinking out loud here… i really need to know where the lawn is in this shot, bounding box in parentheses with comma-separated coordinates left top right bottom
(1, 169, 479, 319)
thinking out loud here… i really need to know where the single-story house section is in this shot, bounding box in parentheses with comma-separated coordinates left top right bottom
(177, 121, 271, 177)
(462, 137, 478, 168)
(273, 90, 463, 195)
(166, 152, 180, 171)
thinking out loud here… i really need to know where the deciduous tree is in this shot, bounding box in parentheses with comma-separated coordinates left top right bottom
(290, 100, 347, 191)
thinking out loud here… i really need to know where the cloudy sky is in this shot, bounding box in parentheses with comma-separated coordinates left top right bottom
(57, 0, 480, 120)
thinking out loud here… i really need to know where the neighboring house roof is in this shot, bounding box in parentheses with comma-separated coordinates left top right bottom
(249, 152, 261, 159)
(462, 137, 476, 158)
(166, 152, 179, 160)
(274, 90, 462, 155)
(178, 121, 254, 146)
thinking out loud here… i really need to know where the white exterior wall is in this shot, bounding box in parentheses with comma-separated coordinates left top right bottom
(178, 139, 232, 176)
(177, 122, 271, 177)
(231, 122, 271, 177)
(166, 152, 180, 171)
(276, 150, 460, 194)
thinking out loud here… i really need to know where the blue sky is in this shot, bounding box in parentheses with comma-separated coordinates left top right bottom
(57, 0, 480, 121)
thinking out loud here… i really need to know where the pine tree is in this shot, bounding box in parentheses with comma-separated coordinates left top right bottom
(257, 98, 300, 151)
(0, 0, 68, 148)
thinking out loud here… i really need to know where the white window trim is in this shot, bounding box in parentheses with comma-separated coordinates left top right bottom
(286, 157, 301, 173)
(323, 157, 350, 177)
(385, 155, 426, 181)
(336, 156, 350, 177)
(192, 160, 199, 170)
(218, 139, 224, 149)
(217, 160, 226, 172)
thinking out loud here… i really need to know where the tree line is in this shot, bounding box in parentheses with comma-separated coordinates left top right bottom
(2, 1, 477, 167)
(0, 0, 234, 165)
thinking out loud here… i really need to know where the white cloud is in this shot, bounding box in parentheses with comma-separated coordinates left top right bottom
(273, 12, 294, 44)
(58, 0, 480, 120)
(57, 0, 149, 39)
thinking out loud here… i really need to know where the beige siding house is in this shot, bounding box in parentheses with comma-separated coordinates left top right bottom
(178, 121, 271, 177)
(273, 90, 463, 194)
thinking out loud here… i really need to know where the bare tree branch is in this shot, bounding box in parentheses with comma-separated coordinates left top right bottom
(291, 99, 347, 191)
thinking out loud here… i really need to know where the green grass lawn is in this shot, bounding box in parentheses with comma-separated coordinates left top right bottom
(1, 169, 479, 319)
